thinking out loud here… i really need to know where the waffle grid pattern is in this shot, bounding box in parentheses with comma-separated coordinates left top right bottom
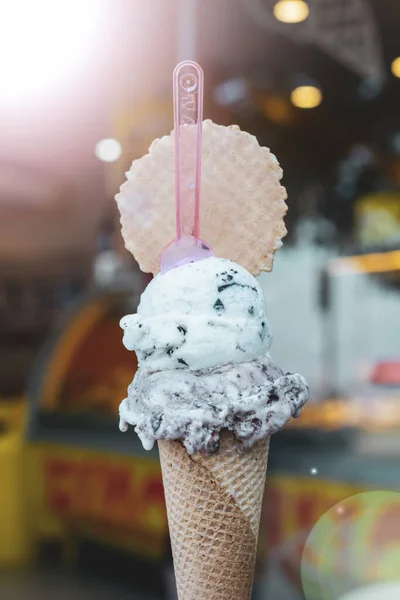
(116, 120, 287, 276)
(158, 434, 269, 600)
(194, 433, 269, 537)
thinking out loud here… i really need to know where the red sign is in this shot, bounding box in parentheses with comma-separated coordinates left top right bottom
(44, 457, 167, 536)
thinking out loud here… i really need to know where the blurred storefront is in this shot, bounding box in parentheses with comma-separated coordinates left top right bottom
(0, 0, 399, 599)
(15, 241, 398, 599)
(23, 263, 172, 597)
(257, 243, 400, 600)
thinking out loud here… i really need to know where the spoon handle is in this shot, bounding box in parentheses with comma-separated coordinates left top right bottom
(173, 60, 204, 239)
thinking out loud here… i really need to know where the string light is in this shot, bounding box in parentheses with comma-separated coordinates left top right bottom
(273, 0, 309, 24)
(291, 85, 323, 109)
(391, 57, 400, 78)
(95, 139, 122, 163)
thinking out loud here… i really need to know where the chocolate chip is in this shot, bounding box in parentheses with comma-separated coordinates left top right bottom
(138, 324, 142, 328)
(248, 306, 254, 316)
(204, 431, 220, 454)
(227, 274, 233, 281)
(213, 298, 225, 312)
(166, 347, 174, 356)
(151, 414, 162, 432)
(267, 392, 279, 404)
(178, 358, 189, 366)
(218, 282, 258, 293)
(177, 325, 187, 335)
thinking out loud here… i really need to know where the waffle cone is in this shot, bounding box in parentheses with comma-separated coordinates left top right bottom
(158, 432, 269, 600)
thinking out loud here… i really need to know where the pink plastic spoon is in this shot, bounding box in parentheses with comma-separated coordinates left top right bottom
(160, 61, 214, 273)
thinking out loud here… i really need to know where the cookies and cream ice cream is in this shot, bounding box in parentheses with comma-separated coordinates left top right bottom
(119, 257, 308, 454)
(120, 256, 271, 372)
(115, 92, 308, 600)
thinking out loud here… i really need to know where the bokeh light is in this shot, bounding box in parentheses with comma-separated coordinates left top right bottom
(0, 0, 100, 102)
(338, 581, 400, 600)
(301, 491, 400, 600)
(291, 85, 323, 108)
(273, 0, 310, 24)
(95, 139, 122, 163)
(263, 96, 293, 124)
(391, 57, 400, 78)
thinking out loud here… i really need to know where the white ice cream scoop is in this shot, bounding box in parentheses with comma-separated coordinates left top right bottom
(120, 257, 272, 372)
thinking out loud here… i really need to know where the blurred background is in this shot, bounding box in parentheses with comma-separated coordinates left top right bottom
(0, 0, 399, 599)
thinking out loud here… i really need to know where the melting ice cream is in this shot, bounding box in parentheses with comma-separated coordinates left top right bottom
(119, 257, 308, 454)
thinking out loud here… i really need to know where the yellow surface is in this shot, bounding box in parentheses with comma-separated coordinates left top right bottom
(40, 300, 106, 410)
(354, 191, 400, 245)
(25, 442, 168, 559)
(0, 396, 26, 429)
(0, 397, 29, 566)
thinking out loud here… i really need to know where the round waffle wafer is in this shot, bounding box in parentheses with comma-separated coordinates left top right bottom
(116, 119, 287, 275)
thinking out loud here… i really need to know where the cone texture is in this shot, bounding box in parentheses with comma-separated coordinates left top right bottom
(158, 432, 269, 600)
(116, 120, 287, 276)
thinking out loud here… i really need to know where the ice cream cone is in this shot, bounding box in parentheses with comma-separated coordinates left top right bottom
(158, 431, 269, 600)
(116, 62, 309, 600)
